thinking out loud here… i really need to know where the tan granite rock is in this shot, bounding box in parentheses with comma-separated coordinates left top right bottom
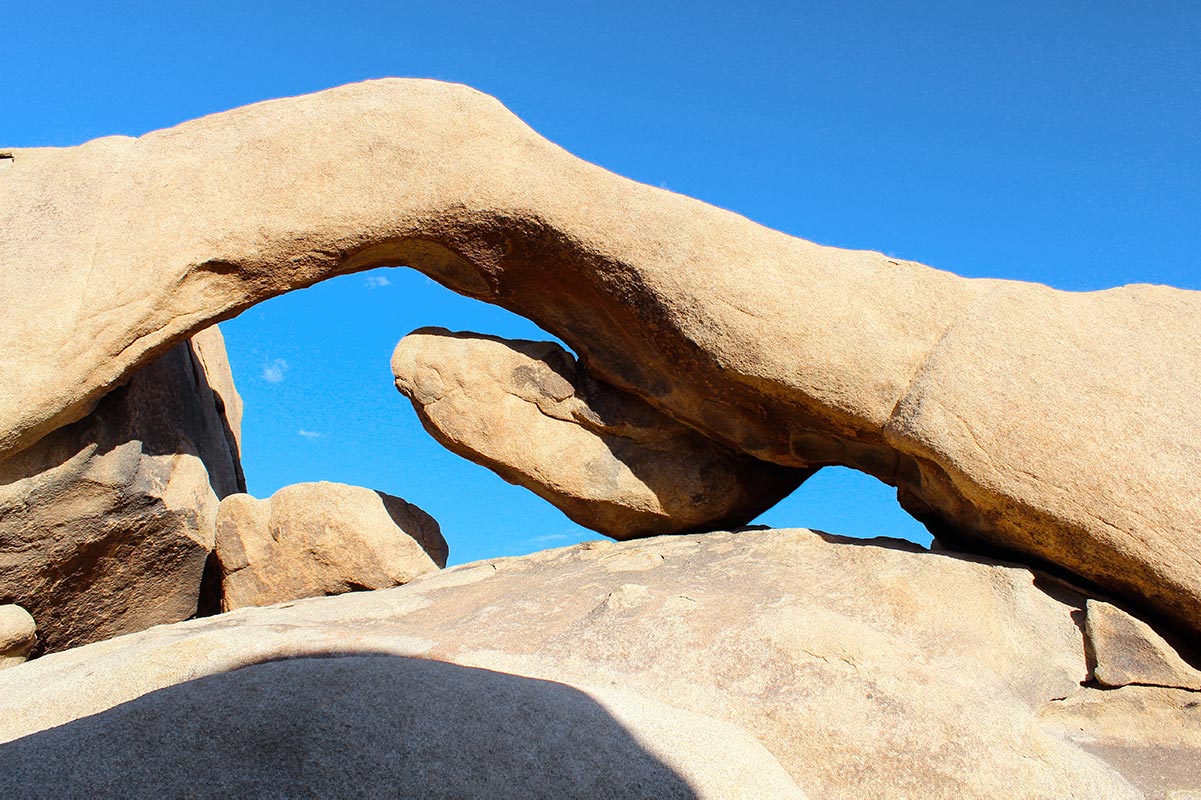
(0, 327, 244, 652)
(1, 79, 1198, 634)
(3, 528, 1192, 798)
(210, 481, 446, 611)
(392, 328, 809, 538)
(0, 605, 36, 670)
(1085, 600, 1201, 691)
(1041, 686, 1201, 798)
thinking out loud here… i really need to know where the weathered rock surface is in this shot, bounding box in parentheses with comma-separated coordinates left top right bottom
(0, 605, 36, 669)
(0, 326, 244, 652)
(2, 528, 1195, 798)
(1086, 600, 1201, 691)
(392, 328, 809, 538)
(209, 481, 447, 611)
(1041, 686, 1201, 798)
(1, 79, 1199, 635)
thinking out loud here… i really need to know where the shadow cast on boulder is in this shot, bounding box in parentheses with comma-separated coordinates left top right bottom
(0, 654, 700, 799)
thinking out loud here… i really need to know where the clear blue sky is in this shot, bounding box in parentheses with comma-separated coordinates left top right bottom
(5, 3, 1198, 565)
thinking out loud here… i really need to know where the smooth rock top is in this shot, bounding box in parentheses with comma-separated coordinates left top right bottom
(3, 528, 1197, 798)
(392, 328, 809, 538)
(1, 79, 1199, 636)
(209, 481, 447, 611)
(0, 604, 36, 669)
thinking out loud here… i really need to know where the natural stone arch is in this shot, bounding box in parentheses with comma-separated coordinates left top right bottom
(2, 78, 1199, 636)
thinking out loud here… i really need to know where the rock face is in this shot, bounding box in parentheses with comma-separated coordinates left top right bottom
(0, 605, 36, 669)
(0, 326, 244, 652)
(392, 328, 809, 538)
(2, 529, 1197, 798)
(209, 481, 447, 611)
(0, 80, 1196, 634)
(1085, 600, 1201, 691)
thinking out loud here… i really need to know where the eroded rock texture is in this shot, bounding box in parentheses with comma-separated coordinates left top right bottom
(2, 530, 1197, 798)
(208, 481, 447, 611)
(392, 328, 808, 538)
(1, 79, 1198, 634)
(0, 326, 244, 652)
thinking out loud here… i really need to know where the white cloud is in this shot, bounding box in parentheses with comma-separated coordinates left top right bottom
(363, 274, 392, 289)
(261, 358, 288, 383)
(522, 533, 577, 546)
(297, 429, 322, 440)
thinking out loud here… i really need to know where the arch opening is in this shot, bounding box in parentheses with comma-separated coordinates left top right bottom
(221, 266, 932, 566)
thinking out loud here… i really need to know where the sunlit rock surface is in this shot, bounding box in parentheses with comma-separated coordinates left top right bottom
(208, 481, 447, 611)
(0, 605, 36, 670)
(3, 529, 1197, 798)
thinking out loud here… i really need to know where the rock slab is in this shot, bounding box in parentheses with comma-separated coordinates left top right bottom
(0, 655, 801, 799)
(3, 529, 1196, 798)
(392, 328, 809, 538)
(209, 481, 447, 611)
(1086, 599, 1201, 691)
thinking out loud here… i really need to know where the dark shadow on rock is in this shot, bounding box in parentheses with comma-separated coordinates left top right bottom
(376, 490, 449, 568)
(805, 527, 931, 555)
(185, 336, 247, 497)
(0, 337, 244, 652)
(0, 654, 700, 799)
(0, 337, 241, 489)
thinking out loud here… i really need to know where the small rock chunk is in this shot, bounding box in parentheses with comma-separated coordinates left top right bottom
(1085, 600, 1201, 691)
(0, 605, 37, 669)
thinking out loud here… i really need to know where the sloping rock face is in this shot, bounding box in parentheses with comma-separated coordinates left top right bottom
(0, 326, 244, 652)
(1085, 600, 1201, 691)
(392, 328, 809, 538)
(0, 80, 1196, 634)
(2, 529, 1197, 798)
(209, 481, 447, 611)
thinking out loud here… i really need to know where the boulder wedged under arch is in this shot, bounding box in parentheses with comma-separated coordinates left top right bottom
(1, 78, 1199, 634)
(391, 327, 810, 538)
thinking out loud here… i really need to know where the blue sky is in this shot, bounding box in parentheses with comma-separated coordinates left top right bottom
(4, 3, 1198, 564)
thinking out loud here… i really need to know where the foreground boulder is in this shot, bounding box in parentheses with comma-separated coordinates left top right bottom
(207, 481, 447, 611)
(0, 605, 36, 669)
(0, 326, 243, 652)
(0, 656, 797, 799)
(1, 79, 1198, 635)
(2, 529, 1197, 798)
(392, 328, 808, 538)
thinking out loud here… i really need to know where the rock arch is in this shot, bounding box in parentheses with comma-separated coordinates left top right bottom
(2, 78, 1199, 635)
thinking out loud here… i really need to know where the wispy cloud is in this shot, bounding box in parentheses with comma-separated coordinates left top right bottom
(297, 429, 322, 440)
(522, 533, 577, 546)
(262, 358, 289, 384)
(364, 274, 392, 289)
